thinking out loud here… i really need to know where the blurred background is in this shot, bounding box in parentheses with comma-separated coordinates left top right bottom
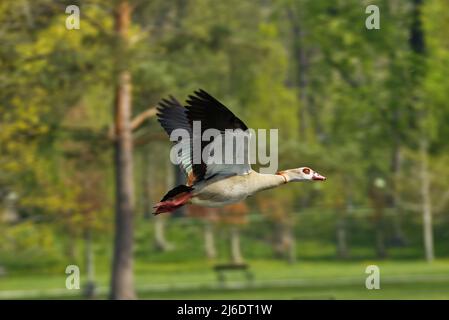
(1, 0, 449, 299)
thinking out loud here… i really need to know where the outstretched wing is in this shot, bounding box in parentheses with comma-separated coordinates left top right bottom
(185, 89, 248, 132)
(156, 89, 251, 186)
(157, 96, 196, 182)
(157, 95, 190, 136)
(185, 89, 250, 182)
(201, 129, 252, 180)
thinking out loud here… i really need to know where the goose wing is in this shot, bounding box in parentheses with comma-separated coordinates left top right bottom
(156, 96, 195, 181)
(156, 95, 190, 136)
(185, 89, 248, 132)
(185, 89, 251, 182)
(157, 89, 251, 186)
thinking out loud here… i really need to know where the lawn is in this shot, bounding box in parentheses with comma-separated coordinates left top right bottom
(1, 259, 449, 299)
(2, 213, 449, 300)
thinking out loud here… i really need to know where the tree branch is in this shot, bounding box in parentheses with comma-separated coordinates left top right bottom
(107, 107, 158, 141)
(131, 107, 158, 131)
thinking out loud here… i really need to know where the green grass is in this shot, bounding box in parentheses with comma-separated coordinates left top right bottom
(139, 281, 449, 300)
(1, 259, 449, 299)
(2, 213, 449, 299)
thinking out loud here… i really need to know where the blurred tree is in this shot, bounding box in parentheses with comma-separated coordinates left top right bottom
(219, 203, 249, 265)
(110, 0, 136, 300)
(2, 0, 449, 283)
(409, 0, 432, 262)
(187, 205, 219, 260)
(257, 194, 296, 263)
(152, 159, 174, 251)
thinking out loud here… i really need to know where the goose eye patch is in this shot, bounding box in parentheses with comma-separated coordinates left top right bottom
(302, 168, 310, 174)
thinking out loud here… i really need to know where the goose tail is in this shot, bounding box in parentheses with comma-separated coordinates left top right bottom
(153, 185, 194, 215)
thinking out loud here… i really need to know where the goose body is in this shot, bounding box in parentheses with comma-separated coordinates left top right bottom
(153, 89, 325, 215)
(190, 171, 285, 207)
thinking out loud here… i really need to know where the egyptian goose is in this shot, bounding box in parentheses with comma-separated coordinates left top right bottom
(153, 89, 325, 214)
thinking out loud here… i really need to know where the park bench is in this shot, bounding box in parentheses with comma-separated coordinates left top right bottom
(213, 263, 254, 285)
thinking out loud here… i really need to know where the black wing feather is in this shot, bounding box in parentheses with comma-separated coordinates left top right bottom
(156, 95, 191, 137)
(156, 89, 248, 185)
(160, 185, 194, 202)
(185, 89, 248, 132)
(185, 89, 248, 182)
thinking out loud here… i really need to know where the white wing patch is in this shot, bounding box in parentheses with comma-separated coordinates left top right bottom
(203, 129, 252, 179)
(173, 138, 194, 177)
(172, 130, 252, 182)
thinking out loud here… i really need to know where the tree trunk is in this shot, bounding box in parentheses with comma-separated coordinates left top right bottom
(84, 228, 96, 299)
(110, 0, 136, 300)
(272, 223, 283, 258)
(287, 6, 308, 139)
(152, 159, 173, 251)
(2, 192, 19, 223)
(272, 222, 296, 262)
(230, 227, 243, 264)
(408, 0, 433, 262)
(336, 209, 349, 259)
(408, 0, 433, 263)
(369, 183, 387, 259)
(375, 218, 387, 259)
(420, 138, 434, 262)
(204, 221, 217, 260)
(154, 216, 173, 251)
(66, 220, 77, 262)
(285, 225, 296, 264)
(390, 142, 407, 246)
(141, 146, 152, 219)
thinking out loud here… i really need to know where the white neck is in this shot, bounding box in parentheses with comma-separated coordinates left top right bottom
(248, 171, 287, 195)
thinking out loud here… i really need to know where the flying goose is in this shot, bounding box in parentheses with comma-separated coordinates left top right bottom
(153, 89, 325, 214)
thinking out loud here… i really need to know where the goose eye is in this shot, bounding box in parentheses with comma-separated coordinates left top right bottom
(302, 168, 310, 174)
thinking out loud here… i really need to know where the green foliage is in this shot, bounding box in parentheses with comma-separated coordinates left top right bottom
(1, 0, 449, 286)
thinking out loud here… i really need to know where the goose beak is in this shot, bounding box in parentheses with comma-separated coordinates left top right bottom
(312, 172, 326, 181)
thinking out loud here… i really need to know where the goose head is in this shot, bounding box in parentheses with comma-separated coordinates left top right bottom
(279, 167, 326, 182)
